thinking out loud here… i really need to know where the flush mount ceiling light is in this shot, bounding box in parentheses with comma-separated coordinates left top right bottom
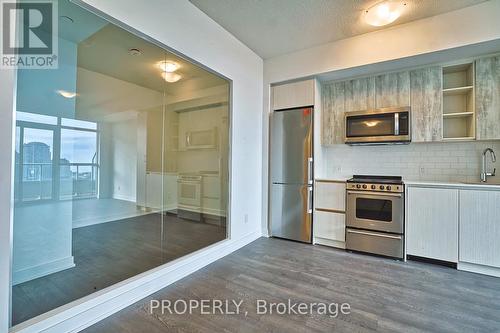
(128, 48, 142, 56)
(56, 90, 77, 98)
(161, 72, 182, 83)
(157, 60, 180, 73)
(364, 1, 406, 27)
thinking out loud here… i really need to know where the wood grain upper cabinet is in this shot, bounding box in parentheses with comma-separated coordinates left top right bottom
(406, 187, 458, 262)
(272, 79, 315, 110)
(344, 77, 376, 112)
(475, 55, 500, 140)
(375, 71, 410, 108)
(410, 67, 443, 142)
(321, 81, 345, 145)
(459, 190, 500, 268)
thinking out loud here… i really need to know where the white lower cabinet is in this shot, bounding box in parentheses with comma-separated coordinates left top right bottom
(313, 180, 346, 248)
(314, 211, 345, 244)
(459, 190, 500, 276)
(407, 187, 459, 262)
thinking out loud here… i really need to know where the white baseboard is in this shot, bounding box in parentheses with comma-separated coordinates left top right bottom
(13, 256, 75, 286)
(11, 231, 261, 333)
(72, 211, 154, 229)
(112, 194, 136, 202)
(458, 261, 500, 278)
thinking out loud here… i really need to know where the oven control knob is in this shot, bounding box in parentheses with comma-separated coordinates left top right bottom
(386, 185, 392, 191)
(379, 185, 385, 190)
(371, 185, 376, 190)
(356, 184, 361, 189)
(362, 184, 367, 189)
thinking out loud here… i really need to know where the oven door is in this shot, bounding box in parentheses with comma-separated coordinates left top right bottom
(346, 190, 404, 233)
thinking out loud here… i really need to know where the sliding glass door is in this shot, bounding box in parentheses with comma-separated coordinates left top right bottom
(18, 126, 56, 202)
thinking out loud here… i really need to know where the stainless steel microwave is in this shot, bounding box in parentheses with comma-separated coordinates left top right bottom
(345, 106, 411, 145)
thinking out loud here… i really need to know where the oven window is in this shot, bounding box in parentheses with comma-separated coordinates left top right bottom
(356, 198, 392, 222)
(346, 113, 394, 137)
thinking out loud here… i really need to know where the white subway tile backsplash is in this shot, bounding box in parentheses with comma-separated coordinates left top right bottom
(319, 140, 500, 182)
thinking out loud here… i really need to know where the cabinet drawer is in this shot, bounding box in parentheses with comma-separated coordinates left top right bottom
(314, 211, 345, 242)
(315, 181, 345, 211)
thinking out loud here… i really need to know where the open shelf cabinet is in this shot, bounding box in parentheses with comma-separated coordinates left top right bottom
(442, 63, 475, 140)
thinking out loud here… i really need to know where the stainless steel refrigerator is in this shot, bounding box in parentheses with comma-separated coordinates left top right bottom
(270, 107, 313, 243)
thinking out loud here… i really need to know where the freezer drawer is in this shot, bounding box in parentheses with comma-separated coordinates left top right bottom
(346, 228, 403, 259)
(270, 183, 312, 243)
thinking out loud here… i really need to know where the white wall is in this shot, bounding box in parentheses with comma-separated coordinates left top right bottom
(261, 0, 500, 235)
(2, 1, 262, 332)
(111, 118, 138, 202)
(79, 0, 263, 240)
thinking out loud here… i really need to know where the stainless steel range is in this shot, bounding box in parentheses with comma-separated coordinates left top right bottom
(345, 175, 404, 259)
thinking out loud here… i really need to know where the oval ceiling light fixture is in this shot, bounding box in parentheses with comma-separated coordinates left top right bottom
(128, 48, 142, 56)
(161, 72, 182, 83)
(158, 60, 180, 73)
(364, 0, 406, 27)
(56, 90, 78, 98)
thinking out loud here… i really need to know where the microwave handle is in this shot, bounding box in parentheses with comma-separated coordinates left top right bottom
(394, 113, 399, 135)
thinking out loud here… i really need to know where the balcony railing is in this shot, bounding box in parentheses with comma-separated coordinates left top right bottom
(16, 162, 98, 201)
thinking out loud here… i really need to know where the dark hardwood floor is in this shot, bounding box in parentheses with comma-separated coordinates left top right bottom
(84, 237, 500, 333)
(12, 213, 226, 325)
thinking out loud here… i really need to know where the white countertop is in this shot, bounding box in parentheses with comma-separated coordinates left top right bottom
(315, 178, 348, 183)
(314, 177, 500, 190)
(405, 179, 500, 190)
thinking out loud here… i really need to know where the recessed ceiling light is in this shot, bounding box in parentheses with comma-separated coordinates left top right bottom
(364, 1, 406, 27)
(56, 90, 77, 98)
(158, 60, 180, 73)
(161, 72, 182, 83)
(128, 48, 142, 56)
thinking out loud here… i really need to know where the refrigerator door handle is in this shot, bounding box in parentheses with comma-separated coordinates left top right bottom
(307, 186, 313, 213)
(307, 157, 313, 185)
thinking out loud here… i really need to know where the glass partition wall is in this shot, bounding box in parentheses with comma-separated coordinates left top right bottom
(11, 1, 229, 326)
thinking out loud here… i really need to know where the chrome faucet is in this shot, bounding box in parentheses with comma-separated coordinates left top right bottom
(481, 148, 496, 182)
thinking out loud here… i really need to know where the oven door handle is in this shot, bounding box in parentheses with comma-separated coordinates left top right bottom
(347, 229, 402, 240)
(347, 190, 402, 198)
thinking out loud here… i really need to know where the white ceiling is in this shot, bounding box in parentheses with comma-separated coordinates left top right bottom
(77, 24, 228, 94)
(189, 0, 488, 59)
